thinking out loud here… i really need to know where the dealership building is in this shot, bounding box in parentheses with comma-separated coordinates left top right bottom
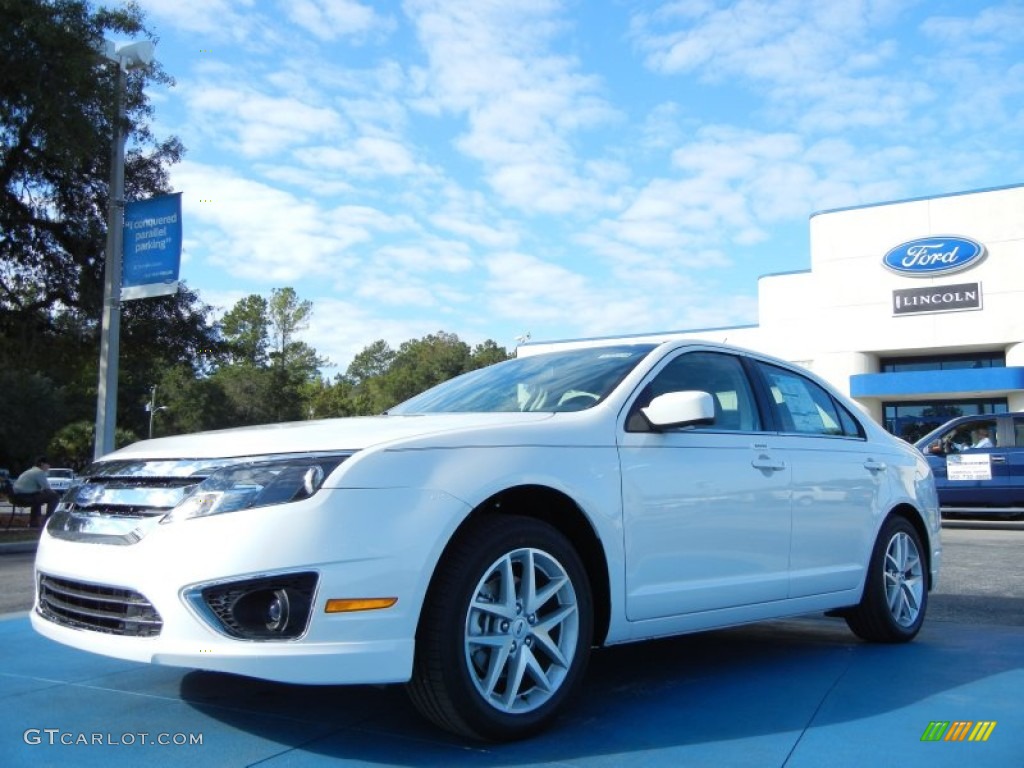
(529, 183, 1024, 440)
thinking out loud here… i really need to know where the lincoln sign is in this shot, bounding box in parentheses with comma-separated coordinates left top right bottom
(892, 282, 982, 316)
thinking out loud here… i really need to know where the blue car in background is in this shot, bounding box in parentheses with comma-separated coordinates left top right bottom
(915, 413, 1024, 517)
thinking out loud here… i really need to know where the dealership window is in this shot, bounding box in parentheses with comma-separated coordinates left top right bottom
(880, 352, 1005, 373)
(884, 399, 1008, 443)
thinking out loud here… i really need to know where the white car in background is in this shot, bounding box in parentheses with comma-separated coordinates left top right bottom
(31, 340, 940, 741)
(45, 468, 75, 493)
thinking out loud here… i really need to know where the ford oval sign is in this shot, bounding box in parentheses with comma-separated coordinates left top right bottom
(883, 236, 986, 277)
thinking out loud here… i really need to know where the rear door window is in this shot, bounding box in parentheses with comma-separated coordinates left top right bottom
(756, 363, 864, 438)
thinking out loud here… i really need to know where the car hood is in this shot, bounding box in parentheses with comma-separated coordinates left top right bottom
(105, 412, 557, 461)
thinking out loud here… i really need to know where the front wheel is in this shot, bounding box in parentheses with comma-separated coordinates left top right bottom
(845, 515, 928, 643)
(408, 515, 593, 741)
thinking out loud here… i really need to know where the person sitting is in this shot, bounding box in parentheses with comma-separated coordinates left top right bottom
(937, 425, 995, 454)
(13, 456, 60, 529)
(969, 427, 994, 449)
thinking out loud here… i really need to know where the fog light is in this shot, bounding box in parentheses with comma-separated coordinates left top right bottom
(196, 572, 317, 640)
(266, 589, 289, 631)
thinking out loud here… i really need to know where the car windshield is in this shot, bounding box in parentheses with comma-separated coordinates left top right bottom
(389, 344, 657, 414)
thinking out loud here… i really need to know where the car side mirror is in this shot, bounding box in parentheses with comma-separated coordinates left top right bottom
(641, 391, 715, 431)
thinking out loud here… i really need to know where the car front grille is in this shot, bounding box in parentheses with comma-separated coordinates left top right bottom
(37, 574, 163, 637)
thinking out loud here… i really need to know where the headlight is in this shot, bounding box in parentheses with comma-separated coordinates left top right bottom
(161, 456, 345, 524)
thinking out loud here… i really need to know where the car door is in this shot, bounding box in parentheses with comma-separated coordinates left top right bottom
(1004, 415, 1024, 507)
(925, 416, 1009, 507)
(750, 362, 884, 597)
(618, 350, 791, 621)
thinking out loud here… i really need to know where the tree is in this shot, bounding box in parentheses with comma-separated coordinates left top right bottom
(117, 283, 222, 434)
(346, 339, 395, 385)
(268, 287, 311, 362)
(470, 340, 512, 369)
(1, 0, 189, 459)
(343, 332, 510, 414)
(1, 0, 181, 328)
(149, 363, 234, 437)
(302, 376, 357, 419)
(0, 369, 66, 470)
(47, 419, 136, 469)
(221, 294, 269, 367)
(384, 332, 473, 406)
(213, 287, 327, 425)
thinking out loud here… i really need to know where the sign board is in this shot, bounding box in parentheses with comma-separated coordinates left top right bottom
(946, 453, 992, 482)
(122, 193, 182, 300)
(882, 236, 986, 277)
(892, 282, 982, 316)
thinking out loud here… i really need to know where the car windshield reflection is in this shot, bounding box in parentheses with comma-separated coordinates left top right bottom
(389, 344, 657, 414)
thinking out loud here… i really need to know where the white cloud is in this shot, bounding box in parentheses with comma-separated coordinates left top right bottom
(135, 0, 259, 37)
(404, 1, 621, 214)
(182, 84, 345, 158)
(482, 250, 756, 341)
(283, 0, 394, 41)
(428, 213, 517, 249)
(367, 240, 474, 274)
(354, 278, 442, 308)
(632, 0, 889, 81)
(172, 161, 392, 282)
(133, 0, 1023, 375)
(295, 137, 427, 178)
(921, 2, 1024, 53)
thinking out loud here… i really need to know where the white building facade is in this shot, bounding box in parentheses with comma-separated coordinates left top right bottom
(526, 183, 1024, 440)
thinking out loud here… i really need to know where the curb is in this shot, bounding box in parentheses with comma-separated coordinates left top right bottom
(0, 540, 38, 555)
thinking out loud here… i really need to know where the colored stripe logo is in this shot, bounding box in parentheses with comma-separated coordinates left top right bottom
(921, 721, 996, 742)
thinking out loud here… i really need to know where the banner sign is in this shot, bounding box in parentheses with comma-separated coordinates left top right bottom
(122, 193, 182, 300)
(892, 282, 982, 316)
(946, 453, 992, 482)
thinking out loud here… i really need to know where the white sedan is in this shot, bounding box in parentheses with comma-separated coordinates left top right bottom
(31, 340, 940, 740)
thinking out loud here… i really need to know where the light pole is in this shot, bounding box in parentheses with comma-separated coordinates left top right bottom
(93, 39, 155, 460)
(146, 385, 169, 439)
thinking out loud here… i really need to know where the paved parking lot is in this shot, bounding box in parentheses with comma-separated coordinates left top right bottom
(2, 525, 1022, 767)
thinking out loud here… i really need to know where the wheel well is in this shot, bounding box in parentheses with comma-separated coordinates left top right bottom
(436, 485, 612, 646)
(887, 504, 934, 591)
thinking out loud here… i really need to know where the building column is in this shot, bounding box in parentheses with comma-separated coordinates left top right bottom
(1007, 343, 1024, 412)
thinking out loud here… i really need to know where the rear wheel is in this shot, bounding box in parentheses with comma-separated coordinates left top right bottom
(845, 515, 927, 642)
(408, 515, 593, 741)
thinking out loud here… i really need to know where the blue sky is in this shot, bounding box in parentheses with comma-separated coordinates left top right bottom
(126, 0, 1024, 373)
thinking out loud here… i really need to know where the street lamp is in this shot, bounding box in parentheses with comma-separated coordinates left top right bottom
(93, 39, 155, 460)
(146, 385, 169, 439)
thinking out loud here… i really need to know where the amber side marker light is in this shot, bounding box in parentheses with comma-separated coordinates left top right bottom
(325, 598, 398, 613)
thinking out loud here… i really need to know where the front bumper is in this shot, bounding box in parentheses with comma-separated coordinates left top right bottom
(31, 486, 469, 685)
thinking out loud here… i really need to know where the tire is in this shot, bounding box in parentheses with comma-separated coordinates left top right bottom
(845, 515, 927, 643)
(408, 514, 593, 741)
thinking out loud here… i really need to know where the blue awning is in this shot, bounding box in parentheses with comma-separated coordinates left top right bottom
(850, 367, 1024, 398)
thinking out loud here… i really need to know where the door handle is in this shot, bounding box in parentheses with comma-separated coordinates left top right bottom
(863, 459, 887, 472)
(752, 455, 786, 472)
(990, 455, 1007, 463)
